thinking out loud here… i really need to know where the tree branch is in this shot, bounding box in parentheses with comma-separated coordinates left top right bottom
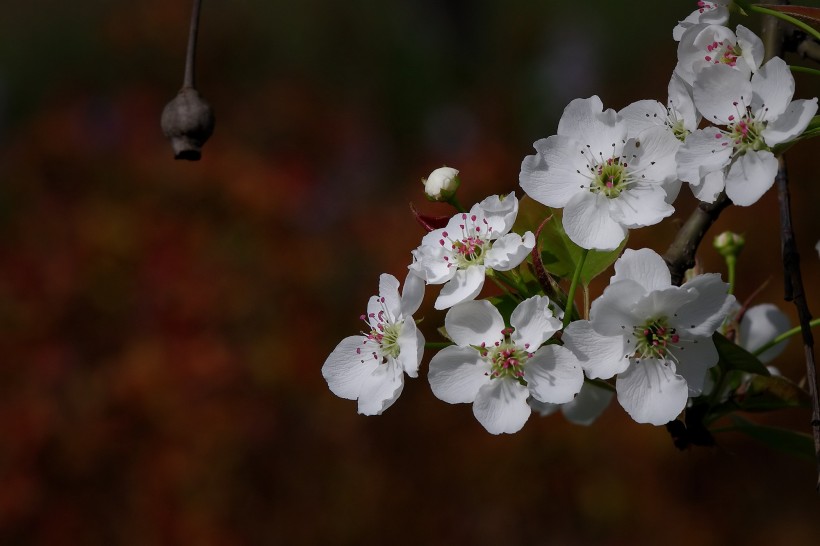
(663, 193, 731, 287)
(763, 1, 820, 493)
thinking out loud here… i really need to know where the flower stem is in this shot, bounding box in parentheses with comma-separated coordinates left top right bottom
(753, 318, 820, 358)
(726, 255, 737, 295)
(563, 249, 588, 329)
(425, 341, 454, 349)
(183, 0, 203, 88)
(790, 65, 820, 78)
(447, 196, 466, 213)
(746, 4, 820, 43)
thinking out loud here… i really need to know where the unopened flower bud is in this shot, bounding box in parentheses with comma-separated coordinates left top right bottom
(161, 87, 215, 161)
(713, 231, 745, 258)
(423, 167, 460, 201)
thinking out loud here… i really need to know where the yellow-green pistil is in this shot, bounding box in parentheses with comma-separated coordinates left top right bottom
(478, 327, 534, 385)
(632, 318, 680, 360)
(592, 158, 628, 198)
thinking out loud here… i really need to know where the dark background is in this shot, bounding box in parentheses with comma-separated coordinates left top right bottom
(1, 1, 819, 544)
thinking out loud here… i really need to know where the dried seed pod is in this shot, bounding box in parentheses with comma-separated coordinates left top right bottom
(161, 87, 215, 161)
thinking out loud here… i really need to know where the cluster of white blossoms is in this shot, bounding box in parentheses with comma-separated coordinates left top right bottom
(321, 3, 815, 435)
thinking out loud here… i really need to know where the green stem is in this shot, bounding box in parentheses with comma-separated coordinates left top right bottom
(494, 270, 530, 298)
(562, 249, 589, 329)
(747, 4, 820, 43)
(791, 65, 820, 78)
(726, 255, 736, 295)
(489, 274, 516, 300)
(425, 341, 454, 349)
(447, 196, 466, 213)
(752, 318, 820, 357)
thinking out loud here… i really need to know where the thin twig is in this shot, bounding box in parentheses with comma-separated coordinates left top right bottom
(763, 3, 820, 492)
(774, 157, 820, 492)
(184, 0, 203, 88)
(663, 193, 731, 287)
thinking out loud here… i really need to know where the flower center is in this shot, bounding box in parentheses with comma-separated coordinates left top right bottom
(704, 40, 741, 67)
(592, 158, 628, 198)
(632, 317, 680, 360)
(358, 299, 403, 362)
(479, 327, 533, 384)
(727, 114, 766, 152)
(439, 213, 494, 269)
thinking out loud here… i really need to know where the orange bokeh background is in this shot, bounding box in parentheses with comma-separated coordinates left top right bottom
(1, 1, 819, 544)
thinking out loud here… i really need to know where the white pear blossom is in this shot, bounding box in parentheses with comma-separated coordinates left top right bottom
(673, 1, 731, 42)
(619, 74, 701, 203)
(428, 297, 583, 434)
(562, 248, 735, 426)
(529, 381, 614, 426)
(677, 57, 818, 205)
(736, 303, 791, 363)
(520, 96, 677, 251)
(322, 272, 425, 415)
(423, 166, 460, 201)
(675, 24, 764, 86)
(409, 193, 535, 310)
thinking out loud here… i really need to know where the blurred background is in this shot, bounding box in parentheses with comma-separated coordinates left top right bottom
(1, 0, 819, 544)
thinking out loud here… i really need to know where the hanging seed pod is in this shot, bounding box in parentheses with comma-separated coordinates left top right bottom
(162, 0, 213, 160)
(161, 87, 215, 161)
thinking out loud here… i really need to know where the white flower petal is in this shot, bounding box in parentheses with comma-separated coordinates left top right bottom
(357, 360, 405, 415)
(485, 231, 535, 271)
(589, 280, 646, 336)
(410, 243, 455, 285)
(400, 270, 425, 317)
(694, 64, 753, 125)
(322, 336, 380, 400)
(762, 98, 819, 147)
(619, 100, 668, 138)
(428, 345, 491, 404)
(520, 135, 590, 208)
(673, 273, 734, 337)
(676, 127, 733, 184)
(510, 295, 561, 349)
(478, 193, 518, 235)
(670, 335, 719, 396)
(473, 379, 531, 434)
(561, 382, 614, 426)
(611, 248, 672, 292)
(625, 126, 680, 183)
(616, 358, 688, 425)
(525, 345, 584, 404)
(739, 303, 791, 363)
(607, 185, 674, 228)
(668, 73, 700, 131)
(751, 56, 794, 119)
(435, 265, 486, 310)
(562, 320, 630, 380)
(444, 299, 505, 347)
(691, 168, 726, 203)
(562, 191, 627, 251)
(736, 24, 765, 73)
(377, 274, 402, 318)
(557, 96, 627, 156)
(725, 150, 778, 206)
(396, 319, 423, 378)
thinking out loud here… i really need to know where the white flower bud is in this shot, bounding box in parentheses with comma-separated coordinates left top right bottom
(423, 167, 460, 201)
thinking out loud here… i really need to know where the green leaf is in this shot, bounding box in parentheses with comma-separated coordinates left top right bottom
(515, 197, 625, 285)
(713, 332, 771, 376)
(735, 374, 811, 411)
(719, 415, 815, 461)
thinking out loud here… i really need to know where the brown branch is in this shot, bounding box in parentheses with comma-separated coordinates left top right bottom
(663, 193, 731, 287)
(775, 157, 820, 492)
(763, 2, 820, 493)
